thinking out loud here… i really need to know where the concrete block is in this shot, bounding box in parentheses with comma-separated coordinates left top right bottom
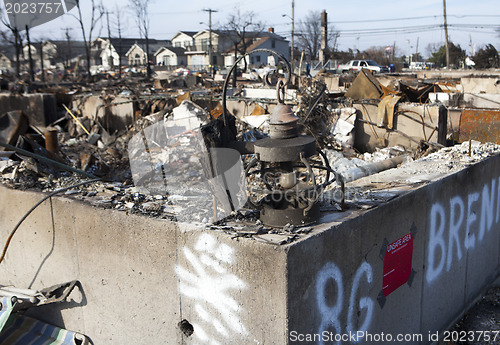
(322, 76, 341, 92)
(353, 103, 440, 152)
(0, 154, 499, 344)
(420, 174, 468, 336)
(0, 188, 288, 344)
(461, 77, 500, 94)
(421, 158, 500, 335)
(428, 92, 463, 107)
(414, 70, 500, 80)
(0, 93, 57, 127)
(238, 88, 297, 100)
(463, 93, 500, 109)
(74, 95, 135, 134)
(224, 100, 276, 118)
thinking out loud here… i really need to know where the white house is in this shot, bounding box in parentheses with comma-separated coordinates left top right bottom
(187, 30, 238, 69)
(0, 52, 12, 72)
(22, 44, 37, 63)
(93, 38, 120, 69)
(162, 28, 290, 70)
(223, 29, 290, 68)
(154, 46, 187, 67)
(125, 39, 171, 66)
(171, 31, 196, 49)
(126, 43, 145, 66)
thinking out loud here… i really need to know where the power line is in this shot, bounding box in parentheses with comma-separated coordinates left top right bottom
(291, 23, 499, 38)
(328, 14, 500, 25)
(338, 23, 498, 33)
(150, 10, 203, 15)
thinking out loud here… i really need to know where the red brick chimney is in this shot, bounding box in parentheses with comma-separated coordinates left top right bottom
(268, 27, 274, 33)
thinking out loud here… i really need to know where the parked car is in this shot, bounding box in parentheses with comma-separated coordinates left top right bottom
(337, 60, 389, 73)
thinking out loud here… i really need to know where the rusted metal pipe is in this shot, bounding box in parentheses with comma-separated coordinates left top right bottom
(341, 155, 407, 183)
(44, 129, 58, 154)
(0, 141, 98, 179)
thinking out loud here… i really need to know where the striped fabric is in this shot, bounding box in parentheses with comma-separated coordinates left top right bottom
(0, 296, 15, 331)
(0, 308, 88, 345)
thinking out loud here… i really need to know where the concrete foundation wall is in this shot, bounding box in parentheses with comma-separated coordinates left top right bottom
(0, 188, 287, 344)
(73, 95, 136, 134)
(0, 93, 57, 127)
(463, 93, 500, 109)
(353, 103, 440, 151)
(461, 77, 500, 94)
(414, 70, 500, 79)
(0, 154, 499, 344)
(287, 154, 500, 344)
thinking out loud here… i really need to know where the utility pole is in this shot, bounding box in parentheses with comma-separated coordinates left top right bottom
(63, 27, 72, 69)
(469, 34, 475, 56)
(115, 5, 124, 79)
(104, 10, 114, 68)
(415, 37, 419, 62)
(203, 8, 217, 70)
(407, 39, 412, 65)
(291, 0, 294, 73)
(282, 1, 295, 72)
(443, 0, 450, 68)
(319, 10, 327, 66)
(25, 25, 34, 82)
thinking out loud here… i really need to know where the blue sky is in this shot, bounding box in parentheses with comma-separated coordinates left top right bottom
(18, 0, 500, 58)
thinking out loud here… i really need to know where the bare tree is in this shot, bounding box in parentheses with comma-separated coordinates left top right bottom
(221, 7, 265, 56)
(426, 43, 440, 57)
(71, 0, 104, 80)
(219, 5, 265, 78)
(62, 27, 73, 69)
(0, 9, 25, 77)
(129, 0, 153, 79)
(362, 46, 393, 65)
(296, 11, 339, 60)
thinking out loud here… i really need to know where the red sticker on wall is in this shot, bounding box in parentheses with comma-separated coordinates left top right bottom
(383, 233, 413, 296)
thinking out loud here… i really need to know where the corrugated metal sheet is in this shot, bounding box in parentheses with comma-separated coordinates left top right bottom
(459, 109, 500, 144)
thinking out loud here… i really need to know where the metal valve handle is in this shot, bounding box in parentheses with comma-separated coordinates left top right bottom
(222, 48, 291, 122)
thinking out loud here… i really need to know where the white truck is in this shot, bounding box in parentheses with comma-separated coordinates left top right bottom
(336, 60, 389, 74)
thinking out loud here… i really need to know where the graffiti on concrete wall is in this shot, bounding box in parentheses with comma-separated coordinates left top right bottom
(175, 233, 248, 344)
(311, 173, 499, 343)
(316, 261, 374, 344)
(426, 177, 500, 284)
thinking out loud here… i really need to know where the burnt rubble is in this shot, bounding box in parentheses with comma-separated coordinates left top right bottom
(0, 67, 500, 244)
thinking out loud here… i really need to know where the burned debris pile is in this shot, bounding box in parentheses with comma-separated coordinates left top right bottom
(0, 65, 500, 243)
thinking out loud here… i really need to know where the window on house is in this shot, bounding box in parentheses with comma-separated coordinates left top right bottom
(256, 56, 261, 62)
(134, 53, 141, 65)
(175, 42, 181, 47)
(272, 40, 276, 48)
(200, 38, 209, 51)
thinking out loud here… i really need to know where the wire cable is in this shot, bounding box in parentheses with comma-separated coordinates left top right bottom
(0, 178, 100, 264)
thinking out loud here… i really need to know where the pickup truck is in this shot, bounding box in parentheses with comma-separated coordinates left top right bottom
(337, 60, 389, 74)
